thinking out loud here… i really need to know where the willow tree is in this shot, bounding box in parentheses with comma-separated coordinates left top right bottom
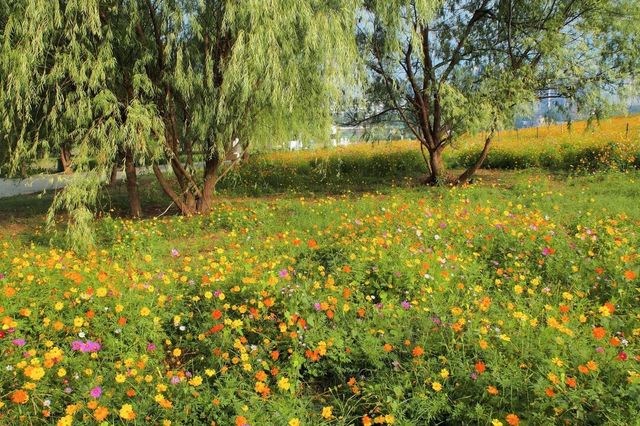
(137, 0, 357, 213)
(1, 1, 357, 245)
(355, 0, 640, 184)
(0, 0, 165, 228)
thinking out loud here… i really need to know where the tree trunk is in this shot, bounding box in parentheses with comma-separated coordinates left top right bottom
(109, 162, 119, 187)
(198, 174, 217, 213)
(426, 148, 445, 184)
(153, 164, 192, 215)
(124, 149, 142, 218)
(456, 133, 493, 184)
(60, 146, 72, 174)
(197, 150, 220, 213)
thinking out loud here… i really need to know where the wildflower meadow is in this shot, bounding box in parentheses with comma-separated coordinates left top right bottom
(1, 169, 639, 425)
(1, 1, 639, 423)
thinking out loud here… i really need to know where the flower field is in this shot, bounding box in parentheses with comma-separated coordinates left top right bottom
(1, 172, 639, 425)
(221, 115, 640, 196)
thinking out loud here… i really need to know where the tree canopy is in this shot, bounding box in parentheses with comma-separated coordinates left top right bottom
(354, 0, 640, 183)
(0, 0, 358, 246)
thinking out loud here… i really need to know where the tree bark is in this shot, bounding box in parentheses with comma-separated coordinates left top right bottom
(198, 172, 217, 213)
(197, 148, 220, 213)
(124, 148, 142, 218)
(456, 133, 493, 184)
(153, 164, 192, 215)
(426, 148, 445, 185)
(109, 162, 119, 187)
(60, 145, 72, 174)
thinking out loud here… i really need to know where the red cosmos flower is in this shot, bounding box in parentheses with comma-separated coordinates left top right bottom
(209, 324, 224, 334)
(211, 310, 222, 320)
(475, 361, 486, 374)
(618, 352, 628, 361)
(305, 349, 320, 362)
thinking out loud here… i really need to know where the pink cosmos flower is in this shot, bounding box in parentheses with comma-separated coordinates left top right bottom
(71, 340, 101, 353)
(90, 386, 102, 398)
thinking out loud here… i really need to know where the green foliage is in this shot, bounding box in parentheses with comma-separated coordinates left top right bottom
(355, 0, 640, 181)
(0, 0, 359, 246)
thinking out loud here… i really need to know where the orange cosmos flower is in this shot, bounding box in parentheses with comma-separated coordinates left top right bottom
(506, 414, 520, 425)
(475, 361, 486, 374)
(94, 406, 109, 421)
(592, 327, 606, 339)
(487, 386, 499, 395)
(624, 270, 637, 280)
(11, 390, 29, 404)
(412, 346, 424, 357)
(603, 302, 615, 315)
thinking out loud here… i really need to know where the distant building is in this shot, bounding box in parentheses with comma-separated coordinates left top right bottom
(288, 140, 304, 150)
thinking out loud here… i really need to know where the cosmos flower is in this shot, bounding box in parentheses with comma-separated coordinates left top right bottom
(90, 386, 103, 398)
(71, 340, 101, 353)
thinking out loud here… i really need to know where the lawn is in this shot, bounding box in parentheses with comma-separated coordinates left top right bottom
(1, 169, 639, 425)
